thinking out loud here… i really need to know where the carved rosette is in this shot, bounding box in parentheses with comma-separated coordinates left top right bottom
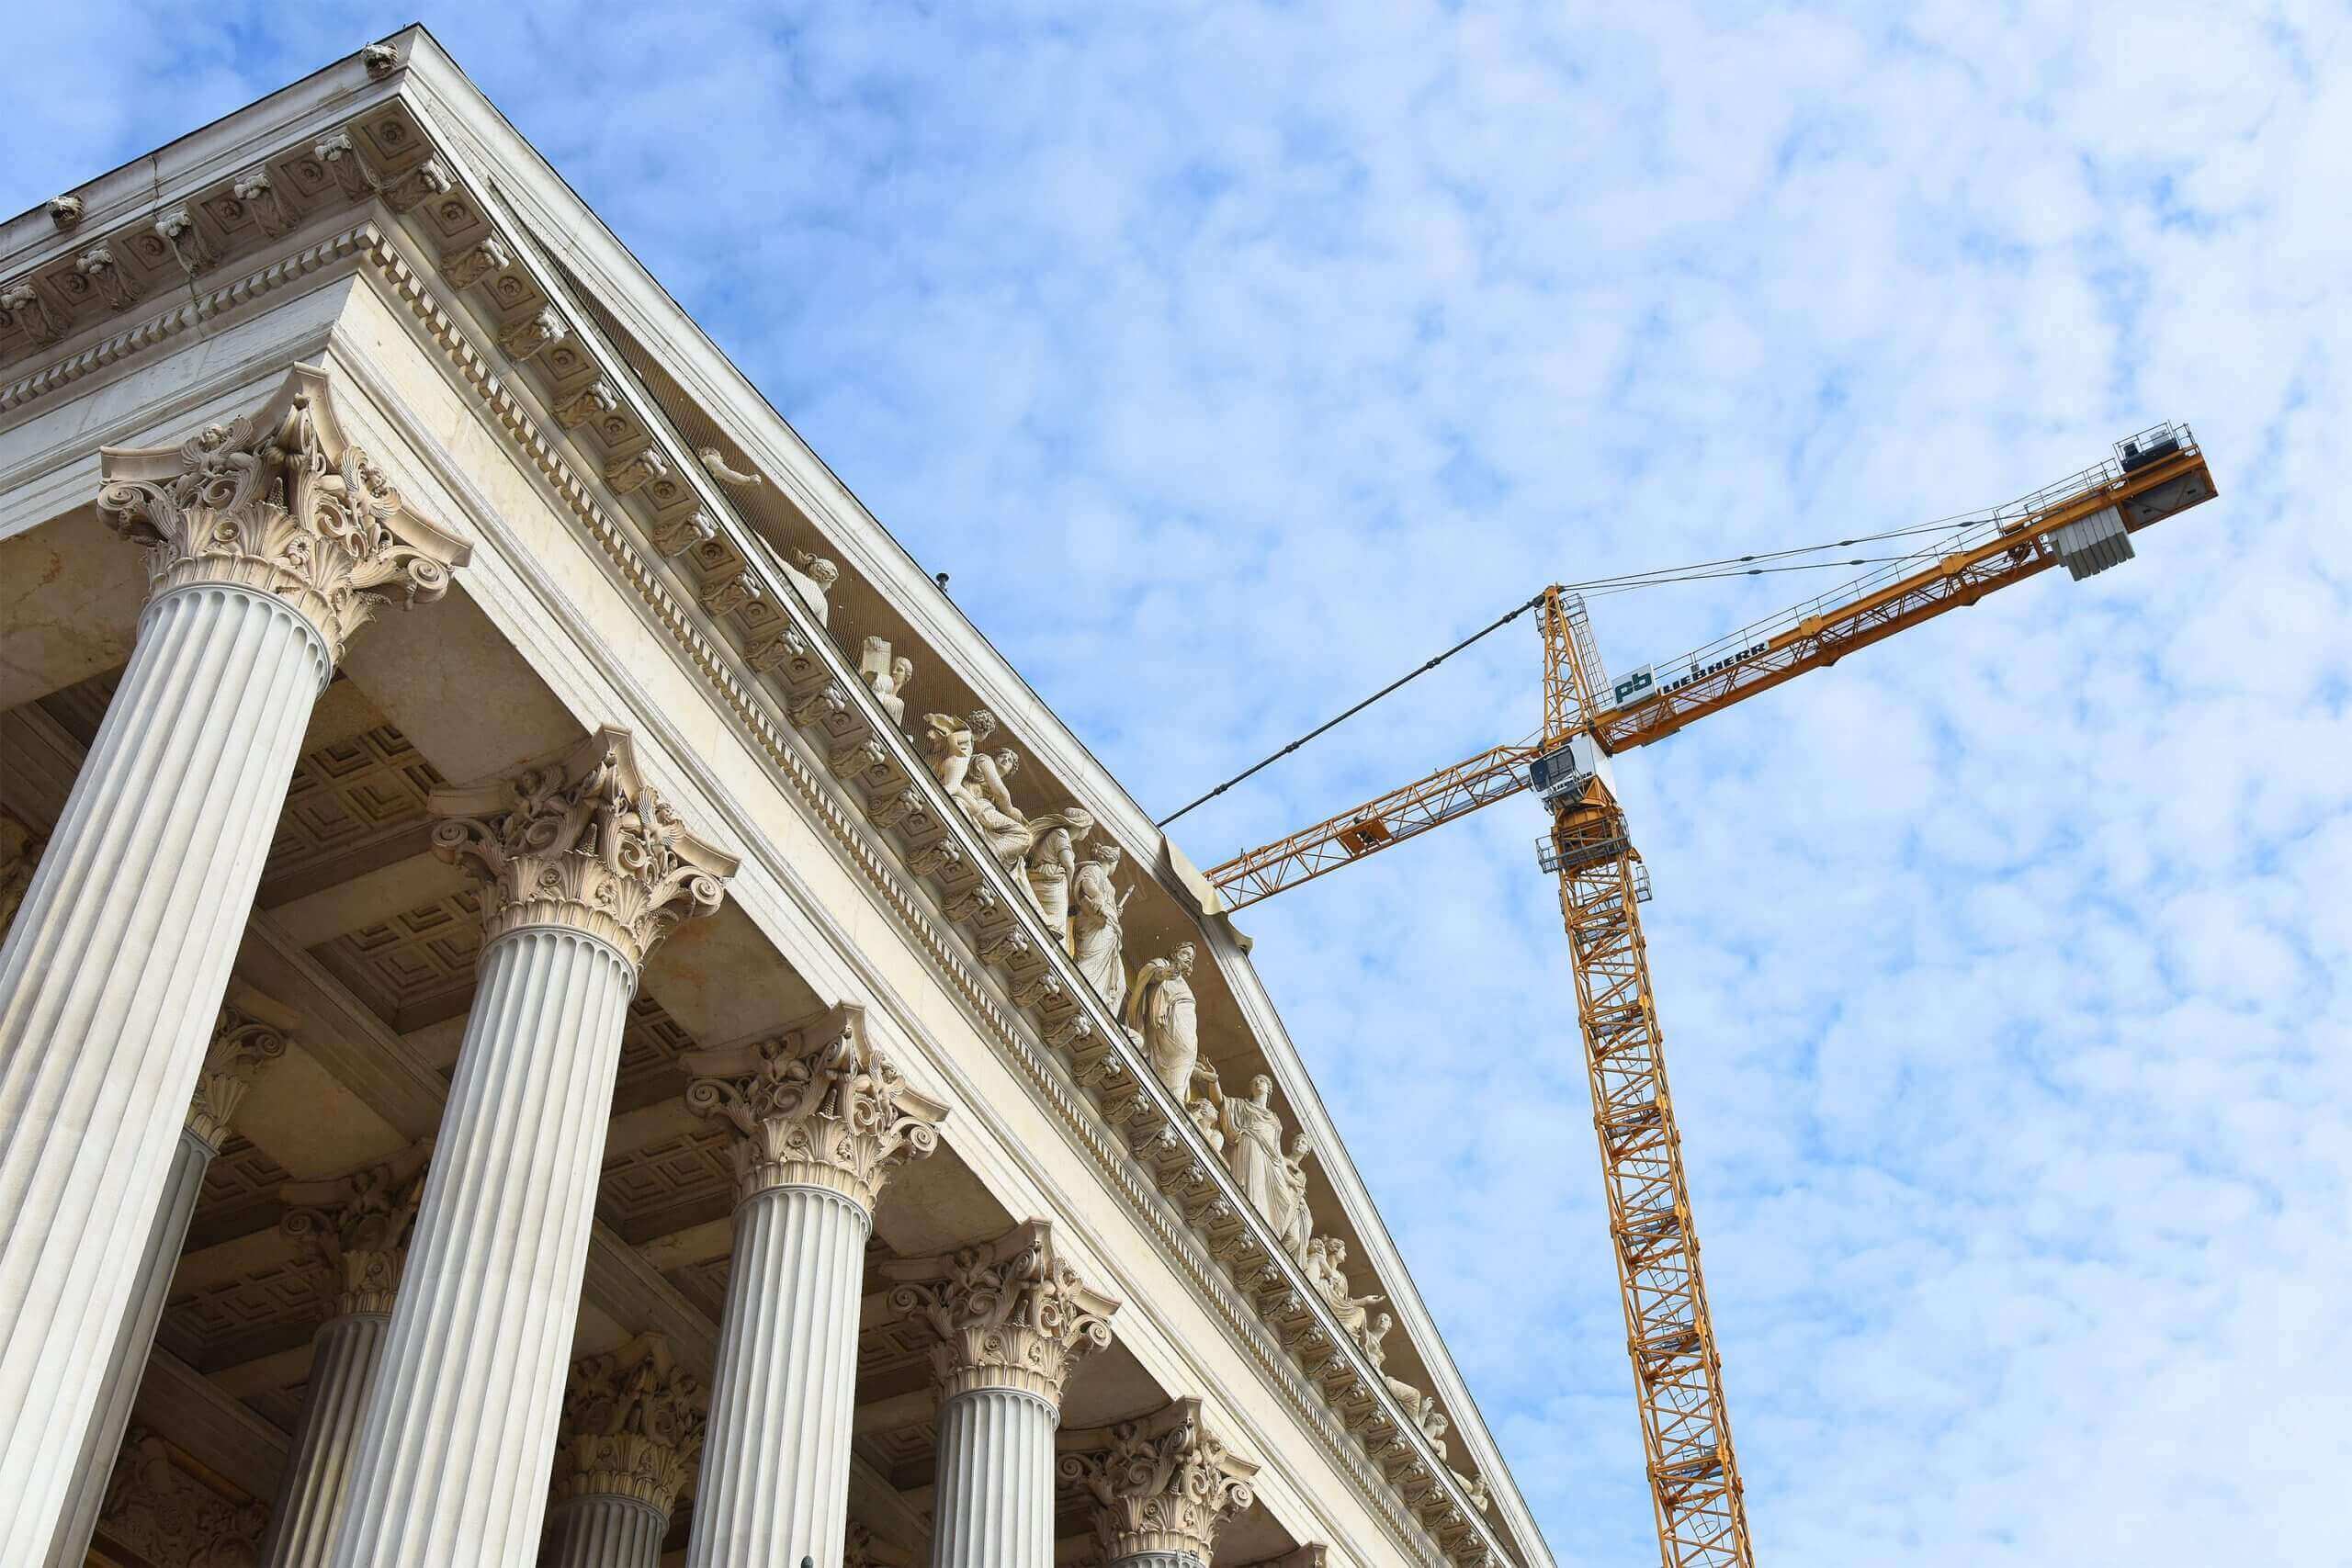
(551, 1334, 707, 1517)
(184, 1004, 288, 1151)
(95, 366, 469, 665)
(281, 1146, 429, 1317)
(430, 727, 738, 971)
(1060, 1398, 1259, 1566)
(682, 1004, 944, 1212)
(885, 1220, 1119, 1406)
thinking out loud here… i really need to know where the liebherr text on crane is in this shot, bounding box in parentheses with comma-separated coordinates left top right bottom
(1200, 425, 2218, 1568)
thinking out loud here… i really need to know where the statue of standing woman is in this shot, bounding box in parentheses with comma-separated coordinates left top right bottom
(1220, 1075, 1292, 1240)
(1122, 941, 1200, 1103)
(1278, 1130, 1316, 1261)
(1022, 807, 1095, 948)
(1070, 840, 1130, 1005)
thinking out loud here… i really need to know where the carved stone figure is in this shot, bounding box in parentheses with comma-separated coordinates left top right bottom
(1221, 1075, 1291, 1239)
(860, 636, 914, 726)
(1023, 807, 1095, 942)
(1070, 840, 1131, 1005)
(1188, 1095, 1225, 1154)
(1304, 1235, 1382, 1341)
(1279, 1128, 1317, 1259)
(1123, 942, 1201, 1104)
(922, 710, 1034, 877)
(697, 446, 762, 487)
(1385, 1374, 1450, 1452)
(1362, 1311, 1394, 1369)
(787, 548, 840, 625)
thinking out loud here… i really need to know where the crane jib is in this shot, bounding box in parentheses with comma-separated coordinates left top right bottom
(1194, 426, 2216, 1568)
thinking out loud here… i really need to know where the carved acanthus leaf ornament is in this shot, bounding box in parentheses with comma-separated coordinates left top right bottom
(682, 1005, 944, 1210)
(430, 727, 738, 970)
(99, 1428, 268, 1567)
(95, 366, 469, 664)
(885, 1220, 1119, 1405)
(185, 1003, 288, 1150)
(553, 1333, 707, 1517)
(1060, 1398, 1260, 1565)
(282, 1145, 430, 1317)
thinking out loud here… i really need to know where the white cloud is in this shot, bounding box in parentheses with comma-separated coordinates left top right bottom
(9, 2, 2348, 1562)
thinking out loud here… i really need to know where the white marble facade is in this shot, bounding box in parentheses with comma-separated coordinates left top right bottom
(0, 28, 1546, 1568)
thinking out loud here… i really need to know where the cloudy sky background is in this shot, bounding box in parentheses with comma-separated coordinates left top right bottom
(9, 4, 2347, 1562)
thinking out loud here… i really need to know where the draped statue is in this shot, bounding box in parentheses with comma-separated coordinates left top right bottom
(1022, 806, 1095, 946)
(922, 710, 1035, 877)
(1278, 1129, 1316, 1261)
(1070, 840, 1130, 1005)
(1220, 1075, 1291, 1240)
(1304, 1235, 1383, 1341)
(859, 635, 913, 727)
(1122, 941, 1201, 1103)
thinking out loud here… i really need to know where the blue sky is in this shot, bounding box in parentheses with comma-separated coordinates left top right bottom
(9, 5, 2346, 1562)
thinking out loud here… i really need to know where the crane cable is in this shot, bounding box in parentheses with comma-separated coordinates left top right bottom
(1155, 506, 1997, 828)
(1156, 592, 1548, 828)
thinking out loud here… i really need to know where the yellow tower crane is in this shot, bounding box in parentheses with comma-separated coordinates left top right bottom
(1201, 425, 2219, 1568)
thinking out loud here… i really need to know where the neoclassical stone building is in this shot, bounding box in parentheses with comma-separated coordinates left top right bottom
(0, 28, 1551, 1568)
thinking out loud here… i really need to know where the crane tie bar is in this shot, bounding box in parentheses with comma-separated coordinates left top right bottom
(1156, 592, 1547, 828)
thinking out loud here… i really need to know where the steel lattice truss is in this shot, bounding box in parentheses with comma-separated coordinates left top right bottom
(1553, 796, 1750, 1568)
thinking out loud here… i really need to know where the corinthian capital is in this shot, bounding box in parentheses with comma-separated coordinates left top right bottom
(884, 1220, 1119, 1407)
(96, 366, 469, 664)
(185, 1000, 290, 1150)
(281, 1143, 430, 1317)
(682, 1004, 944, 1211)
(551, 1333, 707, 1518)
(1059, 1398, 1260, 1566)
(430, 727, 739, 969)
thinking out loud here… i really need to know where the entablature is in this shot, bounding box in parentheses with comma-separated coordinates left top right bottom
(0, 28, 1544, 1567)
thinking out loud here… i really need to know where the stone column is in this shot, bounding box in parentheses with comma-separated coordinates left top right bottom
(1059, 1397, 1259, 1568)
(42, 1003, 288, 1568)
(255, 1144, 430, 1568)
(326, 729, 736, 1568)
(0, 367, 465, 1556)
(681, 1007, 946, 1568)
(885, 1221, 1120, 1568)
(543, 1334, 705, 1568)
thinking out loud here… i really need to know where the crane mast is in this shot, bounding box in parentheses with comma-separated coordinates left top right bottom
(1196, 425, 2216, 1568)
(1546, 784, 1749, 1566)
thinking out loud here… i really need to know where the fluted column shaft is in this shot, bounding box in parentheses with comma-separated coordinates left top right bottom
(929, 1385, 1060, 1568)
(258, 1308, 390, 1567)
(40, 1127, 218, 1568)
(542, 1495, 668, 1568)
(685, 1184, 869, 1568)
(0, 580, 330, 1554)
(326, 926, 639, 1567)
